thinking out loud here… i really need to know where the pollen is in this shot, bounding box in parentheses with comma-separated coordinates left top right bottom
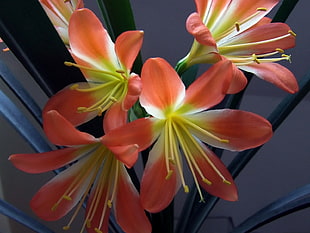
(235, 22, 240, 32)
(63, 225, 70, 230)
(257, 7, 267, 11)
(288, 30, 297, 37)
(252, 54, 260, 64)
(183, 185, 189, 193)
(107, 200, 112, 208)
(223, 179, 232, 185)
(202, 178, 212, 185)
(63, 195, 72, 201)
(94, 228, 103, 233)
(276, 48, 285, 53)
(165, 170, 173, 180)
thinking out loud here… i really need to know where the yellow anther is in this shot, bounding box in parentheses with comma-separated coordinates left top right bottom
(116, 70, 125, 74)
(86, 220, 91, 228)
(70, 83, 79, 90)
(202, 178, 212, 185)
(109, 96, 118, 103)
(51, 203, 58, 211)
(282, 54, 292, 62)
(77, 107, 87, 112)
(288, 30, 297, 37)
(169, 157, 176, 165)
(276, 48, 284, 53)
(107, 200, 112, 208)
(223, 179, 232, 185)
(94, 228, 103, 233)
(219, 139, 229, 143)
(62, 225, 70, 230)
(252, 54, 260, 64)
(63, 195, 72, 201)
(64, 61, 74, 66)
(184, 185, 189, 193)
(165, 170, 173, 180)
(64, 0, 70, 2)
(235, 22, 240, 32)
(257, 7, 267, 11)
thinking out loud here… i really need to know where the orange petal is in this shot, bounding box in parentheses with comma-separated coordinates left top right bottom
(140, 136, 181, 212)
(114, 166, 152, 233)
(188, 109, 273, 151)
(115, 30, 144, 71)
(69, 9, 118, 73)
(43, 110, 98, 146)
(140, 58, 185, 117)
(9, 147, 83, 173)
(102, 118, 155, 152)
(194, 143, 238, 201)
(31, 158, 94, 221)
(43, 84, 99, 126)
(240, 63, 299, 93)
(183, 60, 233, 112)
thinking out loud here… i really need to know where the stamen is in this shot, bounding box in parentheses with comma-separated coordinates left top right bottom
(107, 200, 112, 208)
(63, 226, 70, 230)
(288, 30, 297, 37)
(235, 22, 240, 32)
(64, 61, 122, 80)
(184, 185, 189, 193)
(63, 195, 72, 201)
(223, 180, 232, 185)
(202, 178, 212, 185)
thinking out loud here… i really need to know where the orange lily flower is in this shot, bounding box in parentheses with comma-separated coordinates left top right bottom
(102, 58, 273, 213)
(39, 0, 84, 45)
(43, 8, 144, 126)
(9, 109, 151, 233)
(181, 0, 298, 93)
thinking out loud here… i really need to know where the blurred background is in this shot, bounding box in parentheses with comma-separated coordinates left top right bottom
(0, 0, 309, 232)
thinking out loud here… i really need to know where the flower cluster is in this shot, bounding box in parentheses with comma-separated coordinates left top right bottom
(9, 0, 298, 233)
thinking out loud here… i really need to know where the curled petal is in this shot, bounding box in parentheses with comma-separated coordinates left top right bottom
(43, 110, 98, 146)
(140, 136, 181, 212)
(240, 63, 299, 93)
(31, 157, 94, 221)
(183, 60, 232, 112)
(114, 166, 151, 233)
(9, 147, 85, 173)
(108, 144, 139, 168)
(43, 84, 99, 126)
(115, 31, 144, 71)
(140, 58, 185, 118)
(186, 13, 217, 48)
(123, 74, 142, 111)
(188, 109, 273, 151)
(194, 143, 238, 201)
(227, 64, 248, 94)
(103, 102, 127, 133)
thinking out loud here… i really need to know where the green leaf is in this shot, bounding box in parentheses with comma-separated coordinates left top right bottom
(230, 184, 310, 233)
(272, 0, 299, 23)
(0, 0, 85, 96)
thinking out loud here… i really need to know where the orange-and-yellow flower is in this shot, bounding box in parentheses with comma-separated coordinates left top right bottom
(180, 0, 298, 93)
(43, 8, 143, 126)
(39, 0, 84, 45)
(102, 58, 273, 212)
(9, 108, 151, 233)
